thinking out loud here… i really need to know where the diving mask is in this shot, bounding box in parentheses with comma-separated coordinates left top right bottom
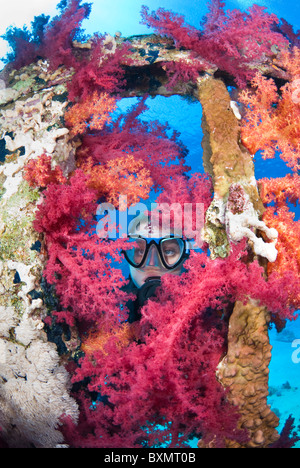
(122, 235, 189, 270)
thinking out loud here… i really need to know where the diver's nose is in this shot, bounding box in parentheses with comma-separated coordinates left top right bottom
(145, 244, 160, 267)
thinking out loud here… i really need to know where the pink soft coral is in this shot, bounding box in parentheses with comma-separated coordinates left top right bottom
(5, 0, 91, 70)
(34, 169, 131, 329)
(59, 241, 296, 448)
(40, 0, 91, 70)
(34, 162, 297, 448)
(67, 34, 131, 102)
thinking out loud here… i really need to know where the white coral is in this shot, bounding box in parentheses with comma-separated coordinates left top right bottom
(0, 306, 18, 337)
(225, 186, 278, 263)
(0, 338, 78, 448)
(226, 209, 278, 262)
(0, 64, 79, 448)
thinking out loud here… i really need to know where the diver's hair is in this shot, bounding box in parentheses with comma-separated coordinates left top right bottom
(128, 211, 182, 238)
(128, 212, 148, 235)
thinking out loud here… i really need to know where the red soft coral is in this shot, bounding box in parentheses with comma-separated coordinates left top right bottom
(141, 0, 289, 87)
(63, 255, 242, 448)
(60, 242, 296, 448)
(34, 161, 297, 448)
(40, 0, 91, 70)
(4, 0, 91, 70)
(67, 34, 131, 102)
(34, 169, 96, 240)
(152, 172, 213, 248)
(64, 91, 117, 136)
(34, 169, 132, 328)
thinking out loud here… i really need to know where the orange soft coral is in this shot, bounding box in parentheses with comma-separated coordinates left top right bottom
(259, 173, 300, 208)
(240, 48, 300, 172)
(64, 91, 117, 136)
(258, 173, 300, 309)
(24, 153, 66, 188)
(239, 73, 279, 157)
(81, 154, 153, 209)
(81, 322, 140, 357)
(244, 48, 300, 307)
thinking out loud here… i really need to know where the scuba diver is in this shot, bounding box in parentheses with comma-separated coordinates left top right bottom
(122, 213, 190, 322)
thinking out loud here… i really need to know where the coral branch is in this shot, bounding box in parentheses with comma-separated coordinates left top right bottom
(64, 91, 117, 136)
(240, 64, 300, 172)
(141, 1, 289, 87)
(24, 153, 67, 188)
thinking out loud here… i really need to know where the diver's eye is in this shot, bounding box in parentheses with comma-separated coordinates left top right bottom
(126, 238, 147, 266)
(162, 243, 180, 255)
(133, 244, 146, 261)
(160, 238, 184, 266)
(163, 248, 177, 256)
(135, 248, 145, 257)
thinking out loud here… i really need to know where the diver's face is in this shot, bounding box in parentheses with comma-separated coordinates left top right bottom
(128, 223, 186, 288)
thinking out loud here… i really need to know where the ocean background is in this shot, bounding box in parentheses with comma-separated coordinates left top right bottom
(1, 0, 300, 445)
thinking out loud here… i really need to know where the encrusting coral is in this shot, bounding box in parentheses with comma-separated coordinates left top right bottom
(0, 0, 300, 449)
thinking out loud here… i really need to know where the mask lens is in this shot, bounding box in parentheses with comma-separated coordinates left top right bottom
(126, 238, 147, 266)
(160, 238, 184, 267)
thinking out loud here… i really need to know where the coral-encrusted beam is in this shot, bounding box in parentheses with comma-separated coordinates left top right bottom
(197, 75, 262, 205)
(195, 75, 280, 447)
(217, 300, 280, 448)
